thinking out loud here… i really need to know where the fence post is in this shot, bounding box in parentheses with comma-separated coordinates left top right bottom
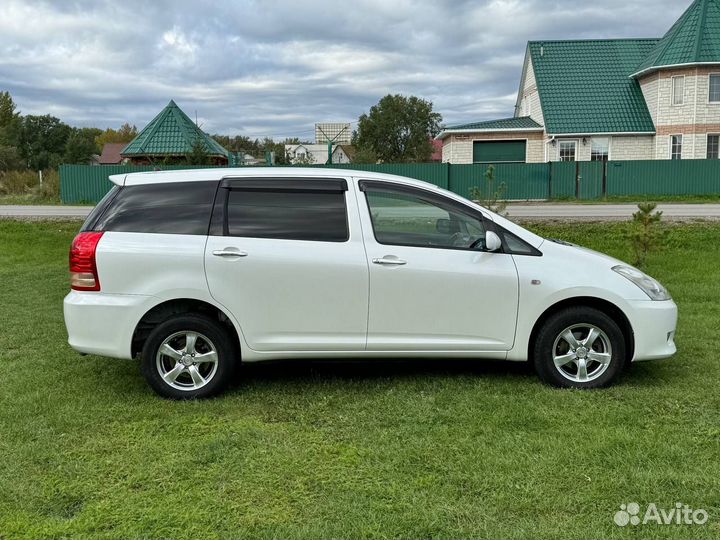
(575, 161, 581, 199)
(602, 160, 608, 198)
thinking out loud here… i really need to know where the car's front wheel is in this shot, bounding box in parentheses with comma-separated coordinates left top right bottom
(533, 307, 626, 389)
(141, 313, 237, 399)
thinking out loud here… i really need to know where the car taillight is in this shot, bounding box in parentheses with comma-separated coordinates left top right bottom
(69, 231, 104, 291)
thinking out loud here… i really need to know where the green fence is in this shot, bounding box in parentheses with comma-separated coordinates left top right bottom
(60, 160, 720, 204)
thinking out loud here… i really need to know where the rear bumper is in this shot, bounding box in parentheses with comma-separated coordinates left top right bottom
(627, 299, 678, 362)
(64, 290, 156, 359)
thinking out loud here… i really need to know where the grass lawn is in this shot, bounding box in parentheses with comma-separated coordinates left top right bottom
(0, 194, 63, 205)
(0, 220, 718, 539)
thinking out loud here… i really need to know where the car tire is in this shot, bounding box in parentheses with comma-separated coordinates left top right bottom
(141, 313, 237, 399)
(533, 307, 626, 389)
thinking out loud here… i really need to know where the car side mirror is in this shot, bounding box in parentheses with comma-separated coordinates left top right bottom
(485, 231, 502, 252)
(436, 218, 453, 234)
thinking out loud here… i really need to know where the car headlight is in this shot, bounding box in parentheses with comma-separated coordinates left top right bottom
(612, 265, 670, 301)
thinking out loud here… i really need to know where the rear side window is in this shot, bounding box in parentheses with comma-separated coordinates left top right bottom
(224, 180, 348, 242)
(81, 185, 119, 232)
(91, 181, 218, 235)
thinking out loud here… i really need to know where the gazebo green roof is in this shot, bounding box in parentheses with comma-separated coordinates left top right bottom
(632, 0, 720, 77)
(121, 100, 228, 158)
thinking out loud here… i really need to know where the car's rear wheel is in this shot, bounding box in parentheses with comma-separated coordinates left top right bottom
(533, 307, 626, 389)
(141, 313, 237, 399)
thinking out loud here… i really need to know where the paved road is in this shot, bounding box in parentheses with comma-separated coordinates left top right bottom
(506, 203, 720, 220)
(1, 203, 720, 221)
(0, 205, 92, 218)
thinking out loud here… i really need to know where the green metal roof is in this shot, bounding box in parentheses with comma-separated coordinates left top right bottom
(528, 39, 658, 135)
(445, 116, 543, 131)
(121, 100, 228, 157)
(633, 0, 720, 77)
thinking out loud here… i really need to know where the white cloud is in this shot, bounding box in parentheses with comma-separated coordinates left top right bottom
(0, 0, 692, 139)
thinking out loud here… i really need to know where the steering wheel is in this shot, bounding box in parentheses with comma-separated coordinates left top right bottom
(449, 232, 469, 247)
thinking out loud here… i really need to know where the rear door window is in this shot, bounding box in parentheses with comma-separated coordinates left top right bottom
(91, 181, 219, 235)
(223, 179, 349, 242)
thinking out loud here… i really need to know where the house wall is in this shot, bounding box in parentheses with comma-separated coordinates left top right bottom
(441, 131, 545, 164)
(545, 136, 654, 162)
(517, 58, 545, 125)
(639, 74, 660, 125)
(639, 66, 720, 158)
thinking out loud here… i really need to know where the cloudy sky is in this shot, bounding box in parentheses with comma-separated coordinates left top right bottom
(0, 0, 690, 140)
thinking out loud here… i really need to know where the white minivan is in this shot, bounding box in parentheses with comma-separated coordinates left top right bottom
(64, 168, 677, 398)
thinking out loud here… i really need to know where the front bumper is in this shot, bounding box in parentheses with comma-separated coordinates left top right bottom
(64, 290, 156, 359)
(627, 299, 678, 362)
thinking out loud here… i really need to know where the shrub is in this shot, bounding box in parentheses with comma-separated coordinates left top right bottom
(629, 202, 664, 268)
(469, 165, 508, 216)
(0, 169, 59, 201)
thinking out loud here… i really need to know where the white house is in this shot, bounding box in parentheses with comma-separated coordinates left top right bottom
(438, 0, 720, 163)
(285, 144, 354, 165)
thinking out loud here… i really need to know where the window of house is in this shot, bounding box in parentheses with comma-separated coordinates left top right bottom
(559, 141, 577, 161)
(707, 135, 720, 159)
(672, 76, 685, 105)
(671, 135, 683, 160)
(709, 74, 720, 103)
(590, 138, 610, 161)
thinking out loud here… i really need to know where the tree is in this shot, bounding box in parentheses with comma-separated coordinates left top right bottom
(186, 137, 212, 165)
(353, 94, 442, 163)
(63, 128, 101, 164)
(95, 123, 138, 148)
(0, 145, 22, 171)
(212, 134, 262, 157)
(0, 91, 21, 144)
(18, 115, 72, 170)
(468, 165, 508, 216)
(0, 92, 22, 171)
(629, 202, 664, 268)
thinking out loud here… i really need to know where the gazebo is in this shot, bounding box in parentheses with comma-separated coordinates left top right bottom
(121, 100, 228, 165)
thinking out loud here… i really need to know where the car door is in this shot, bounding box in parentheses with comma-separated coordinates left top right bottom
(357, 179, 519, 352)
(204, 177, 369, 352)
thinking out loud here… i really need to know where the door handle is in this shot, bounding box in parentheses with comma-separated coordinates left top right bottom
(213, 249, 248, 258)
(372, 257, 407, 266)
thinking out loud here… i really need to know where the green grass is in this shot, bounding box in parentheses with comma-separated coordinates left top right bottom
(0, 193, 62, 205)
(0, 220, 718, 539)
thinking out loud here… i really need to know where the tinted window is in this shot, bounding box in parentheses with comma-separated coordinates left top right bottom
(91, 181, 218, 235)
(226, 189, 348, 242)
(81, 185, 119, 232)
(364, 187, 487, 250)
(499, 229, 541, 256)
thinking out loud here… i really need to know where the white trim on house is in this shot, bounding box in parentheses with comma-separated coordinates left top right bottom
(435, 127, 544, 140)
(514, 46, 532, 116)
(547, 131, 656, 137)
(631, 61, 720, 79)
(669, 134, 683, 160)
(558, 140, 578, 162)
(590, 136, 612, 161)
(671, 75, 685, 106)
